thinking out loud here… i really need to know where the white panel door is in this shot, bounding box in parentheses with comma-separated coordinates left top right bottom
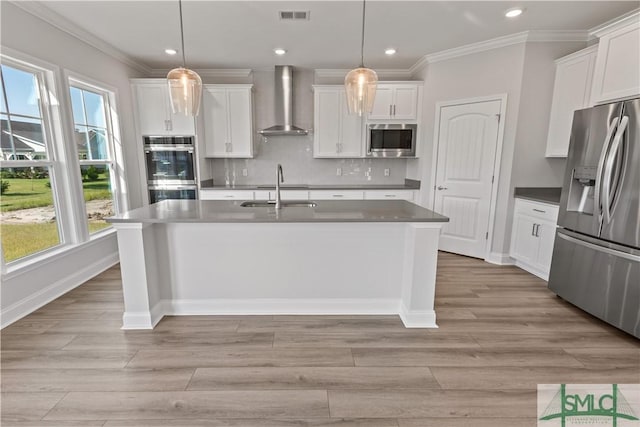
(434, 99, 502, 258)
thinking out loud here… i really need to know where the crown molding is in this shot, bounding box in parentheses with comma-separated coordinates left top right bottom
(314, 68, 413, 80)
(10, 1, 152, 75)
(589, 9, 640, 38)
(410, 30, 589, 70)
(149, 68, 253, 78)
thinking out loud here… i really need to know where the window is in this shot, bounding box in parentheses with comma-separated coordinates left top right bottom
(68, 82, 118, 234)
(0, 63, 63, 262)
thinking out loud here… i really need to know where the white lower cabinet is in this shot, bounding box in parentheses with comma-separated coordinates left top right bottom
(363, 190, 415, 202)
(510, 199, 559, 280)
(309, 190, 365, 200)
(199, 190, 255, 200)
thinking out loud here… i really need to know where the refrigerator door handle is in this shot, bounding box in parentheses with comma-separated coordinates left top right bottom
(557, 231, 640, 262)
(594, 117, 619, 228)
(602, 115, 629, 225)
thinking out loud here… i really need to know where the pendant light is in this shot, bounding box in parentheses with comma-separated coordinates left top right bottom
(167, 0, 202, 116)
(344, 0, 378, 116)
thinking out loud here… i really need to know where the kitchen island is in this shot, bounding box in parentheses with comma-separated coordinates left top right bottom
(107, 200, 448, 329)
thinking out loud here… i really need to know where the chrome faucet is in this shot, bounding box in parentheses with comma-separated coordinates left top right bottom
(275, 164, 284, 209)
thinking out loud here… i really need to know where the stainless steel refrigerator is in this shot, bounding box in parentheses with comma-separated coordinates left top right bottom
(549, 98, 639, 338)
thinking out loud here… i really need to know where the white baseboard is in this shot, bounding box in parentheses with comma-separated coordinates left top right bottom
(399, 303, 438, 328)
(122, 298, 443, 329)
(165, 298, 401, 316)
(485, 252, 515, 265)
(1, 252, 118, 328)
(514, 260, 549, 281)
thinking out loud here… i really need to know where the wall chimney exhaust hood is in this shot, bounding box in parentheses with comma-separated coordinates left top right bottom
(259, 65, 308, 136)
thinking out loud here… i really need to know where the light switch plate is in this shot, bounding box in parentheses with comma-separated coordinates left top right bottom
(384, 168, 390, 177)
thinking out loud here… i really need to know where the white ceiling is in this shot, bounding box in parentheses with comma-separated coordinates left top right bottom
(34, 1, 639, 70)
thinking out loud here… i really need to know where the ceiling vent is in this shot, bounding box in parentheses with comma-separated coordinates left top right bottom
(279, 11, 310, 20)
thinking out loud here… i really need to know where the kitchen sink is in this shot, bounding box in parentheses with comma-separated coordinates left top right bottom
(240, 200, 317, 208)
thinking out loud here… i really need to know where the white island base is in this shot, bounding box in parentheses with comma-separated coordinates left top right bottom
(113, 221, 443, 329)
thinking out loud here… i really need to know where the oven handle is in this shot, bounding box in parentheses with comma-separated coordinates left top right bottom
(144, 145, 194, 152)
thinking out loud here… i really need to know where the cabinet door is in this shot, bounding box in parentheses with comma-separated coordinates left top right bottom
(202, 88, 229, 157)
(227, 89, 253, 157)
(368, 86, 394, 119)
(313, 89, 342, 157)
(592, 21, 640, 103)
(510, 214, 539, 265)
(169, 106, 196, 136)
(535, 220, 557, 274)
(134, 84, 170, 136)
(338, 91, 363, 157)
(545, 48, 597, 157)
(392, 86, 418, 120)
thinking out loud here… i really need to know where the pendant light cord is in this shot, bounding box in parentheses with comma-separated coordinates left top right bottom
(360, 0, 366, 67)
(178, 0, 187, 67)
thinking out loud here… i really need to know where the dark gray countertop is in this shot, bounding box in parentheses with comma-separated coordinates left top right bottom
(514, 187, 562, 205)
(200, 179, 421, 191)
(107, 200, 448, 224)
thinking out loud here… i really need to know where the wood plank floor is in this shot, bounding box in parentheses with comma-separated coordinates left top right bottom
(2, 252, 638, 426)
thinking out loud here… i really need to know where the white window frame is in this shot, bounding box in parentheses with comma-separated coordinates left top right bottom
(66, 75, 124, 238)
(0, 53, 71, 267)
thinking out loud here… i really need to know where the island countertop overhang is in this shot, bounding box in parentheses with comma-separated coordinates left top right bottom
(107, 200, 449, 224)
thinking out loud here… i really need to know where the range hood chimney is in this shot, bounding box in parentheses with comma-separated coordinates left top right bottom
(259, 65, 308, 136)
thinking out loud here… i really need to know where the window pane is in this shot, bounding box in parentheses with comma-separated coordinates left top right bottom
(1, 114, 47, 160)
(69, 86, 85, 125)
(81, 164, 113, 233)
(0, 166, 61, 262)
(75, 126, 108, 160)
(1, 65, 41, 118)
(83, 90, 106, 128)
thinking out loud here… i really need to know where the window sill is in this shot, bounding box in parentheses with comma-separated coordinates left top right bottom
(3, 228, 117, 280)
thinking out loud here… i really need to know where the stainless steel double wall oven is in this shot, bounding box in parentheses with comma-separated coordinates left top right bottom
(144, 136, 197, 203)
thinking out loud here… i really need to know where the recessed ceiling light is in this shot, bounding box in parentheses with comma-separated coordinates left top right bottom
(165, 48, 177, 55)
(505, 8, 524, 18)
(274, 48, 287, 56)
(385, 48, 397, 56)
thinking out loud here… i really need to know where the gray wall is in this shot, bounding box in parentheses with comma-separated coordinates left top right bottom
(207, 68, 408, 186)
(409, 40, 585, 258)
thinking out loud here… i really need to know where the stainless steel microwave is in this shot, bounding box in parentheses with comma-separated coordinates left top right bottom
(366, 124, 417, 157)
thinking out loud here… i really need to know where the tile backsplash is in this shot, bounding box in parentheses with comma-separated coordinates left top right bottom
(210, 135, 407, 186)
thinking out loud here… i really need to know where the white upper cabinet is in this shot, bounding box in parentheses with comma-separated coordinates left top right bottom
(201, 85, 254, 158)
(591, 14, 640, 104)
(545, 46, 597, 157)
(367, 83, 420, 121)
(131, 80, 195, 136)
(313, 86, 364, 158)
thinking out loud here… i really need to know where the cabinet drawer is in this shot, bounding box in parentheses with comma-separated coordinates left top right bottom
(199, 190, 254, 200)
(514, 199, 559, 222)
(363, 190, 415, 201)
(309, 190, 364, 200)
(268, 190, 309, 200)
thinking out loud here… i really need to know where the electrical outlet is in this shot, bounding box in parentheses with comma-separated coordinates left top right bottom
(384, 168, 390, 177)
(242, 168, 248, 177)
(336, 167, 342, 176)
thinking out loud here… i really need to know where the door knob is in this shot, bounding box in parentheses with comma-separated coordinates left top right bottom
(437, 186, 448, 190)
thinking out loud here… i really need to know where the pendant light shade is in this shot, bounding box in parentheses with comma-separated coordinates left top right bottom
(345, 67, 378, 116)
(345, 0, 377, 116)
(167, 0, 202, 116)
(167, 67, 202, 116)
